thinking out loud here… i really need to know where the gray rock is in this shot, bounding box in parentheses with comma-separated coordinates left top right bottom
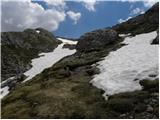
(76, 29, 119, 52)
(135, 103, 147, 113)
(63, 44, 76, 50)
(146, 105, 154, 112)
(119, 114, 126, 118)
(58, 67, 71, 77)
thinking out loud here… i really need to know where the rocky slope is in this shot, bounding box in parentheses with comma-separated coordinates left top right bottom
(1, 28, 59, 81)
(1, 3, 159, 119)
(113, 2, 159, 35)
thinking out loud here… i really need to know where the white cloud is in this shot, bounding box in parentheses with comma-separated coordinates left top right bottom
(83, 0, 97, 11)
(43, 0, 66, 10)
(130, 8, 145, 15)
(118, 16, 132, 23)
(119, 0, 158, 8)
(75, 0, 97, 12)
(1, 0, 66, 32)
(67, 11, 81, 24)
(143, 0, 158, 7)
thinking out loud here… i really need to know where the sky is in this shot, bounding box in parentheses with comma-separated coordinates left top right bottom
(1, 0, 158, 38)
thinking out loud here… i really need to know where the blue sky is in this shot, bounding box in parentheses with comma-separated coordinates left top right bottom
(2, 0, 157, 38)
(54, 1, 149, 38)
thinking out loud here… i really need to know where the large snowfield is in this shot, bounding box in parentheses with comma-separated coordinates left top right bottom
(91, 31, 159, 99)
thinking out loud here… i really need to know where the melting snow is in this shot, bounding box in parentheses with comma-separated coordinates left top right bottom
(91, 31, 159, 98)
(23, 38, 77, 82)
(0, 86, 9, 99)
(36, 30, 40, 33)
(57, 38, 78, 45)
(119, 33, 131, 37)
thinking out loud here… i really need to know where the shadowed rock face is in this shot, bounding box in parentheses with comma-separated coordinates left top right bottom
(113, 2, 159, 35)
(1, 28, 58, 81)
(76, 29, 119, 52)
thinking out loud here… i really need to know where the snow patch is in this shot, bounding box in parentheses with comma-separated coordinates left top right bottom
(36, 30, 40, 33)
(91, 31, 158, 99)
(57, 38, 77, 45)
(23, 39, 76, 82)
(0, 86, 9, 99)
(1, 76, 15, 85)
(119, 33, 131, 37)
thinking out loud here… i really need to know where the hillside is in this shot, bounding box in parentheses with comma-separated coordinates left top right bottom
(1, 3, 159, 119)
(1, 28, 59, 81)
(113, 3, 159, 35)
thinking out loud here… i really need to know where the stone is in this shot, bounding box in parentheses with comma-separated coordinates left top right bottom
(63, 44, 76, 50)
(76, 28, 119, 52)
(119, 114, 126, 118)
(135, 103, 147, 113)
(58, 67, 71, 77)
(146, 105, 154, 112)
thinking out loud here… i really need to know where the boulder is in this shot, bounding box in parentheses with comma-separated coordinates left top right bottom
(63, 44, 76, 50)
(134, 103, 147, 113)
(76, 29, 119, 52)
(139, 79, 159, 92)
(58, 67, 71, 77)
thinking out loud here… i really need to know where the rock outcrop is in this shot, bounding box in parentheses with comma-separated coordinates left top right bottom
(76, 29, 119, 52)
